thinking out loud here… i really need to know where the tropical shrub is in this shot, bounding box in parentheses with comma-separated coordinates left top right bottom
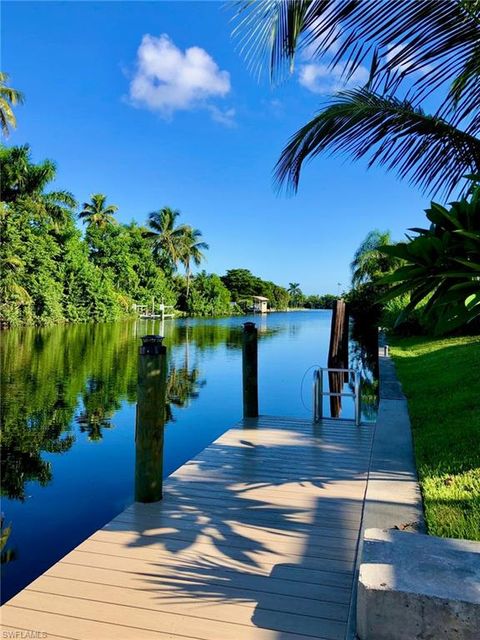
(380, 296, 427, 336)
(381, 180, 480, 333)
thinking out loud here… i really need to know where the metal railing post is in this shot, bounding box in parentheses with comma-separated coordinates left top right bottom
(354, 371, 361, 427)
(318, 368, 323, 422)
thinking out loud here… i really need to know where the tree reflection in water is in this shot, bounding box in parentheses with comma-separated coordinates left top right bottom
(349, 320, 379, 422)
(1, 320, 280, 502)
(1, 518, 16, 565)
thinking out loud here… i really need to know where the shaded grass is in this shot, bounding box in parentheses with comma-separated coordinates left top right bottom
(390, 335, 480, 541)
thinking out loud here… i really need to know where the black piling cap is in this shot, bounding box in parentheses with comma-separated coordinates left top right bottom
(243, 322, 256, 332)
(140, 335, 166, 355)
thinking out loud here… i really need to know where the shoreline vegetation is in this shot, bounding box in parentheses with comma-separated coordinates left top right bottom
(0, 144, 336, 328)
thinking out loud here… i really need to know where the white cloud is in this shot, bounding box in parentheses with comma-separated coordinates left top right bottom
(208, 105, 236, 127)
(299, 62, 369, 94)
(386, 44, 432, 75)
(129, 34, 232, 122)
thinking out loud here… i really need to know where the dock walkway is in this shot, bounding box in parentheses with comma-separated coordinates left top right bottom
(2, 415, 375, 640)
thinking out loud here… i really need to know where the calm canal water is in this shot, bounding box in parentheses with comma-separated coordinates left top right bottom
(0, 311, 377, 603)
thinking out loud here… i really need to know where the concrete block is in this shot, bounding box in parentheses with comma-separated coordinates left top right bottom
(357, 528, 480, 640)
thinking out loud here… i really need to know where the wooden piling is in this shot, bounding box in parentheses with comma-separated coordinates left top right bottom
(242, 322, 258, 418)
(327, 300, 349, 417)
(135, 335, 167, 503)
(328, 299, 349, 369)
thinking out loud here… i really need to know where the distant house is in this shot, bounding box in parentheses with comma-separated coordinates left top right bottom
(252, 295, 269, 313)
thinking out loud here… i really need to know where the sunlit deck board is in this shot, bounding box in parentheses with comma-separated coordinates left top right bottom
(1, 415, 375, 640)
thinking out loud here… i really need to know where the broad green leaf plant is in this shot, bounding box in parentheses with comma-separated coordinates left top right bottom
(381, 178, 480, 333)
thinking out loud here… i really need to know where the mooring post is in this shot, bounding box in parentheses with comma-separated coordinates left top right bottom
(327, 299, 349, 417)
(135, 334, 167, 503)
(328, 299, 349, 371)
(242, 322, 259, 418)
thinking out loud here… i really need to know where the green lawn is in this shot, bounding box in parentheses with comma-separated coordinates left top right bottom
(390, 335, 480, 541)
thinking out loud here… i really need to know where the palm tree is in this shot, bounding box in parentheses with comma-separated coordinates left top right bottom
(288, 282, 301, 307)
(181, 226, 209, 298)
(147, 207, 189, 275)
(0, 144, 76, 225)
(0, 72, 24, 137)
(0, 255, 31, 307)
(351, 230, 399, 287)
(79, 194, 118, 228)
(233, 1, 480, 197)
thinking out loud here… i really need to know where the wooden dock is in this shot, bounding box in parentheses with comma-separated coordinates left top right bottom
(1, 415, 375, 640)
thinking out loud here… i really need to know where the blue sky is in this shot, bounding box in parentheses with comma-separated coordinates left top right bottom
(3, 0, 431, 294)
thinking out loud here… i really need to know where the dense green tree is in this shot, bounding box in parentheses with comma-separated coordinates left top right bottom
(233, 1, 480, 197)
(221, 268, 264, 301)
(1, 148, 124, 324)
(0, 72, 23, 137)
(123, 222, 177, 307)
(79, 193, 118, 228)
(304, 294, 337, 309)
(221, 268, 289, 310)
(0, 252, 31, 315)
(1, 196, 65, 324)
(85, 222, 176, 310)
(62, 228, 123, 322)
(187, 271, 232, 316)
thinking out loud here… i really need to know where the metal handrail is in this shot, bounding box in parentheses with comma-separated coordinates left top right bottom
(313, 367, 361, 426)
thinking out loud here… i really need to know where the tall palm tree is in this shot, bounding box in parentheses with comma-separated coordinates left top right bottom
(0, 72, 24, 137)
(351, 230, 399, 287)
(233, 1, 480, 197)
(147, 207, 189, 275)
(79, 194, 118, 228)
(181, 226, 209, 298)
(288, 282, 301, 307)
(288, 282, 301, 294)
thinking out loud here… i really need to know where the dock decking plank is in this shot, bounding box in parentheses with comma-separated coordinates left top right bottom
(1, 416, 374, 640)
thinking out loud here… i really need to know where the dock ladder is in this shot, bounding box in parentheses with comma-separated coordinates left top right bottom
(313, 367, 362, 426)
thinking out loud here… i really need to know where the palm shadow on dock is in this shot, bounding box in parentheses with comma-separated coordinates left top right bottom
(91, 417, 375, 639)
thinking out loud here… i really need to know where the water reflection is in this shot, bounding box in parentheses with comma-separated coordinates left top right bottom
(0, 518, 16, 565)
(1, 319, 280, 503)
(349, 321, 379, 422)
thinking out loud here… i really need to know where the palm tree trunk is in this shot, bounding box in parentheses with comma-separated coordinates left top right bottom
(186, 262, 191, 299)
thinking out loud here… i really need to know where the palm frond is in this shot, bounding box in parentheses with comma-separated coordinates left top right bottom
(46, 190, 77, 209)
(275, 88, 480, 197)
(233, 1, 480, 131)
(0, 72, 24, 136)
